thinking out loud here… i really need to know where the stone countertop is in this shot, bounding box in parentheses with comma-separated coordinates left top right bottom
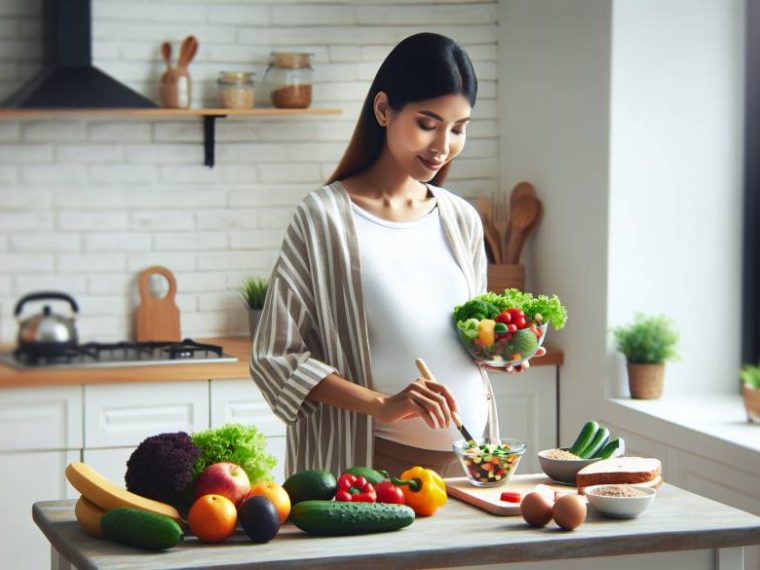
(0, 337, 563, 389)
(33, 480, 760, 570)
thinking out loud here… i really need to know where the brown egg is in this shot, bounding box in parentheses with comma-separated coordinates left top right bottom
(552, 494, 587, 530)
(520, 491, 554, 527)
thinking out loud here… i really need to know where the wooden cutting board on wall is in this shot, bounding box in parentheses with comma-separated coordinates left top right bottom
(135, 266, 181, 342)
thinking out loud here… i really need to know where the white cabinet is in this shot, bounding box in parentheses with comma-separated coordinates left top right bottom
(0, 386, 83, 570)
(490, 365, 558, 474)
(82, 447, 134, 488)
(0, 449, 79, 570)
(210, 379, 287, 484)
(83, 381, 209, 448)
(0, 386, 83, 451)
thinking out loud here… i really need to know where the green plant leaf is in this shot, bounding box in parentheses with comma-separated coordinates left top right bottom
(240, 276, 269, 310)
(611, 313, 680, 364)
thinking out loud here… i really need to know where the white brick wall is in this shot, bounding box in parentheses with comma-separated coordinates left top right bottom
(0, 0, 500, 343)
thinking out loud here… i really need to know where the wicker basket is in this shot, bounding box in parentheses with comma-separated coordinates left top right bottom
(742, 384, 760, 423)
(627, 363, 664, 399)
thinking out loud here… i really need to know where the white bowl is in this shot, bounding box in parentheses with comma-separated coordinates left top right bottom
(584, 484, 656, 518)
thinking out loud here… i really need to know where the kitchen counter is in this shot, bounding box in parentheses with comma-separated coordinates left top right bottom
(0, 337, 564, 388)
(33, 482, 760, 570)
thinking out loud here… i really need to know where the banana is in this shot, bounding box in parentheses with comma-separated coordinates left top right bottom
(65, 462, 181, 522)
(74, 496, 106, 538)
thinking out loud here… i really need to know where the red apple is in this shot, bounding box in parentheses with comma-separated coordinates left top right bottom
(193, 462, 250, 506)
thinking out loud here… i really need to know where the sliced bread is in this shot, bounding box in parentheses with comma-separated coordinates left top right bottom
(576, 457, 662, 489)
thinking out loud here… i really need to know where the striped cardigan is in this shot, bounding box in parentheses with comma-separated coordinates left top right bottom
(249, 181, 499, 477)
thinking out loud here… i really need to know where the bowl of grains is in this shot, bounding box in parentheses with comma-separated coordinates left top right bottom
(584, 484, 656, 518)
(537, 448, 603, 485)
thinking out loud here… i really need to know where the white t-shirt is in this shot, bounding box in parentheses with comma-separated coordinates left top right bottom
(351, 201, 488, 451)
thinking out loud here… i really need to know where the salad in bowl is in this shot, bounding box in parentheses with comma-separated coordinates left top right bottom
(453, 289, 567, 368)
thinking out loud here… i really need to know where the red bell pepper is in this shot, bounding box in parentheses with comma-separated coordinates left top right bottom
(500, 491, 522, 503)
(335, 474, 377, 503)
(375, 480, 406, 504)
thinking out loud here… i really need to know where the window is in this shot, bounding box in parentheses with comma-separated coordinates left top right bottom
(743, 0, 760, 365)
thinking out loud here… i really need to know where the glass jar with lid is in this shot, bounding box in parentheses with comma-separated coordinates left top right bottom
(263, 52, 313, 109)
(217, 71, 255, 109)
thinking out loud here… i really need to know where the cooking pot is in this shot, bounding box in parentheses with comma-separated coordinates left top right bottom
(15, 291, 79, 356)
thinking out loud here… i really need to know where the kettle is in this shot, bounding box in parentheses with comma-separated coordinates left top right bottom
(15, 292, 79, 355)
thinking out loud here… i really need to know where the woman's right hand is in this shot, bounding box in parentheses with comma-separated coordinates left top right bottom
(373, 378, 459, 429)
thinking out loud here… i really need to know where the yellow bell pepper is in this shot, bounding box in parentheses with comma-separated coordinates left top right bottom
(395, 466, 447, 517)
(478, 319, 496, 348)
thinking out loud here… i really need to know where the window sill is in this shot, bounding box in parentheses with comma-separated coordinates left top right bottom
(600, 394, 760, 473)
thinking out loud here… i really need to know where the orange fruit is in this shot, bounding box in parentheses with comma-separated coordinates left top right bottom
(246, 481, 291, 523)
(188, 494, 237, 543)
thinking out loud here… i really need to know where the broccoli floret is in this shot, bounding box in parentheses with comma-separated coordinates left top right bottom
(125, 432, 200, 509)
(453, 297, 501, 322)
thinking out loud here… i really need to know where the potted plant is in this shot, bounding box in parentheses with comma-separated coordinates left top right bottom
(240, 277, 269, 337)
(740, 364, 760, 423)
(612, 313, 679, 399)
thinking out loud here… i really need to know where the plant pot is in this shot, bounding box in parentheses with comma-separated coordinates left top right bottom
(248, 308, 262, 337)
(741, 383, 760, 423)
(627, 363, 664, 399)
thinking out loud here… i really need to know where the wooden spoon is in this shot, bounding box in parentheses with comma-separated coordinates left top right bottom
(415, 358, 476, 443)
(177, 35, 198, 68)
(505, 194, 541, 264)
(505, 181, 535, 250)
(161, 42, 172, 75)
(474, 197, 502, 263)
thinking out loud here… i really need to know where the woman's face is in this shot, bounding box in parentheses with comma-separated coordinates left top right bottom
(380, 93, 471, 182)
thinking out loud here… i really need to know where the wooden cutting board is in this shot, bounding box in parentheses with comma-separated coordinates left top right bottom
(445, 474, 577, 516)
(135, 266, 181, 342)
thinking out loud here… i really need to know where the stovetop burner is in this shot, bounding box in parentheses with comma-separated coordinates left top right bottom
(1, 338, 238, 370)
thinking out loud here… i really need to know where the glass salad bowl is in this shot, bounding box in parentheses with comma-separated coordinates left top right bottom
(453, 438, 526, 487)
(455, 320, 548, 368)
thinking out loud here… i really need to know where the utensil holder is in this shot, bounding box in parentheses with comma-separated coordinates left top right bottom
(487, 264, 525, 293)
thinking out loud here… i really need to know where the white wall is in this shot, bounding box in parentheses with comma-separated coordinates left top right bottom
(608, 0, 745, 397)
(0, 0, 500, 343)
(498, 0, 613, 446)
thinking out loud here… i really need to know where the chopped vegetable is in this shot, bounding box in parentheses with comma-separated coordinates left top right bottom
(191, 423, 276, 485)
(460, 441, 522, 485)
(125, 431, 200, 509)
(500, 491, 522, 503)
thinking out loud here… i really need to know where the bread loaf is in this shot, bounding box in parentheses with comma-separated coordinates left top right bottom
(576, 457, 662, 490)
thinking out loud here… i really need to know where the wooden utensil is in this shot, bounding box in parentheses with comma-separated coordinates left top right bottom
(505, 181, 535, 249)
(445, 474, 576, 516)
(177, 35, 198, 68)
(490, 191, 510, 263)
(135, 266, 181, 342)
(415, 358, 476, 443)
(474, 197, 501, 263)
(161, 42, 172, 74)
(505, 194, 541, 264)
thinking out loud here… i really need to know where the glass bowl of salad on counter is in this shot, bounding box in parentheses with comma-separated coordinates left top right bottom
(452, 289, 567, 368)
(453, 438, 527, 487)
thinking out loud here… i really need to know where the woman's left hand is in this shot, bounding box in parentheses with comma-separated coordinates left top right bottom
(479, 347, 547, 374)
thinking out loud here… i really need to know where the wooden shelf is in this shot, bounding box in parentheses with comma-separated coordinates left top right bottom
(0, 107, 343, 167)
(0, 107, 341, 118)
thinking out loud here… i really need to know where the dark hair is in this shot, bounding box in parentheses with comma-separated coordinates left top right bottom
(326, 33, 477, 186)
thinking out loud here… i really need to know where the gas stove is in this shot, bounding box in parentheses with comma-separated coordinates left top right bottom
(0, 339, 238, 370)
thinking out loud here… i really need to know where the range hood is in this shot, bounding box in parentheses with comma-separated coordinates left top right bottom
(3, 0, 157, 108)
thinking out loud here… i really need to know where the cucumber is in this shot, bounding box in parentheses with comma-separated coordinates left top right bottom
(290, 500, 415, 536)
(343, 466, 388, 485)
(282, 469, 337, 505)
(596, 437, 625, 459)
(100, 508, 183, 551)
(568, 421, 599, 456)
(580, 426, 610, 459)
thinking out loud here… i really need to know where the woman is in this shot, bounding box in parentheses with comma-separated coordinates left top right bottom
(250, 32, 544, 478)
